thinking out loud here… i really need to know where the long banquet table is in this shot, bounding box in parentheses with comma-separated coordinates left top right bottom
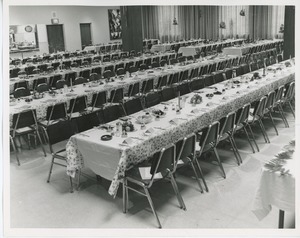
(9, 55, 237, 125)
(65, 60, 295, 197)
(83, 42, 122, 53)
(222, 39, 283, 56)
(150, 39, 204, 53)
(178, 39, 245, 57)
(9, 52, 177, 93)
(252, 139, 295, 228)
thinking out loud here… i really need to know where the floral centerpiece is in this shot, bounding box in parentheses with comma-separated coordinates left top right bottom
(279, 24, 284, 33)
(219, 21, 226, 29)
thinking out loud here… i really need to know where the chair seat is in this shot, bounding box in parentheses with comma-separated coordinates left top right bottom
(126, 164, 164, 185)
(219, 132, 230, 141)
(39, 118, 66, 127)
(14, 126, 34, 135)
(53, 149, 67, 161)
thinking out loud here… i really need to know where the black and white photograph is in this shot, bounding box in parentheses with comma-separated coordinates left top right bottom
(1, 0, 299, 237)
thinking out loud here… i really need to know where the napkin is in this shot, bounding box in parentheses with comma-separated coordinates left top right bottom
(122, 138, 133, 145)
(145, 128, 155, 134)
(191, 109, 200, 114)
(169, 119, 179, 125)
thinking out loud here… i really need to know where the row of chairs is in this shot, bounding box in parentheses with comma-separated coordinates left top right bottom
(121, 80, 295, 228)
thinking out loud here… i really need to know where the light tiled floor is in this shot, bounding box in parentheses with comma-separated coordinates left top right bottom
(9, 109, 295, 229)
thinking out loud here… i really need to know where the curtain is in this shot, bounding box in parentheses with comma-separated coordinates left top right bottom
(249, 5, 285, 40)
(141, 5, 285, 43)
(218, 6, 249, 39)
(141, 6, 160, 39)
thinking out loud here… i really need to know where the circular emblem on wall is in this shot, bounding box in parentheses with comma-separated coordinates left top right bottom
(25, 25, 33, 32)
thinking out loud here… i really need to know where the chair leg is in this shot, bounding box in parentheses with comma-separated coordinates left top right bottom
(77, 168, 81, 191)
(228, 137, 241, 165)
(213, 147, 226, 179)
(169, 173, 186, 210)
(243, 126, 255, 153)
(287, 101, 295, 118)
(246, 124, 260, 152)
(194, 159, 209, 192)
(188, 159, 204, 193)
(123, 178, 128, 213)
(230, 135, 242, 164)
(258, 119, 270, 143)
(278, 104, 289, 127)
(143, 187, 162, 229)
(69, 176, 74, 193)
(47, 157, 55, 183)
(268, 112, 279, 135)
(36, 129, 47, 157)
(11, 137, 20, 166)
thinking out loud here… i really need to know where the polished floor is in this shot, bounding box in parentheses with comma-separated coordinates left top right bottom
(9, 108, 295, 229)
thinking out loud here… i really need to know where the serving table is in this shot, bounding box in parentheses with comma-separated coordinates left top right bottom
(252, 140, 295, 228)
(65, 60, 295, 197)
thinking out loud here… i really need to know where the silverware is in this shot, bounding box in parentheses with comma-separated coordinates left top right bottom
(131, 136, 144, 141)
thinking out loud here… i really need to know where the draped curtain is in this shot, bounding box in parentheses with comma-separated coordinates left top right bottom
(218, 6, 249, 39)
(249, 5, 285, 40)
(141, 5, 285, 43)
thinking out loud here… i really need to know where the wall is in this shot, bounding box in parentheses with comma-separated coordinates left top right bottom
(9, 6, 121, 54)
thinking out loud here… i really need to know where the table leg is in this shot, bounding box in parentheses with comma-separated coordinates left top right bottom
(278, 209, 285, 229)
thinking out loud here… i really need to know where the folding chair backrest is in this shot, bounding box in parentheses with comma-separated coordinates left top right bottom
(56, 79, 68, 89)
(128, 82, 140, 97)
(190, 77, 205, 91)
(74, 77, 88, 85)
(122, 97, 143, 115)
(46, 120, 75, 146)
(73, 111, 101, 133)
(265, 91, 276, 110)
(13, 87, 30, 98)
(157, 75, 168, 89)
(109, 88, 124, 103)
(33, 77, 47, 90)
(69, 96, 87, 114)
(12, 109, 37, 132)
(236, 103, 251, 125)
(253, 96, 267, 118)
(161, 86, 176, 101)
(204, 75, 214, 87)
(176, 133, 196, 165)
(177, 81, 190, 95)
(199, 121, 220, 148)
(285, 82, 295, 100)
(150, 145, 175, 177)
(219, 111, 236, 136)
(103, 104, 122, 123)
(275, 85, 285, 102)
(14, 80, 29, 90)
(141, 78, 154, 94)
(145, 91, 161, 108)
(36, 83, 50, 93)
(46, 102, 67, 122)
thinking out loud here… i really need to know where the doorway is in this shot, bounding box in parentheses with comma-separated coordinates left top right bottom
(46, 24, 65, 53)
(80, 23, 92, 50)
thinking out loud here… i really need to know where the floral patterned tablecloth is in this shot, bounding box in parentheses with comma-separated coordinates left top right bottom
(66, 61, 295, 197)
(252, 139, 295, 221)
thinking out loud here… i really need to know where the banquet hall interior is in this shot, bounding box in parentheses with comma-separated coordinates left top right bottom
(6, 3, 296, 231)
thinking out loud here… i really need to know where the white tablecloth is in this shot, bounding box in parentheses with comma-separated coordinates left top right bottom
(222, 39, 284, 56)
(66, 61, 295, 196)
(252, 140, 295, 220)
(178, 39, 245, 57)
